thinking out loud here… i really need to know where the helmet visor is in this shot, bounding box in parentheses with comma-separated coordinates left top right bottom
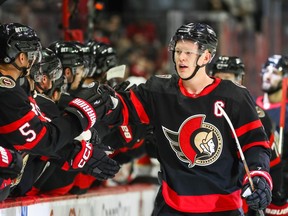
(48, 60, 63, 82)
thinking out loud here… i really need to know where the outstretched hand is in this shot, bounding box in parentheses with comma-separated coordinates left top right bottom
(83, 146, 120, 181)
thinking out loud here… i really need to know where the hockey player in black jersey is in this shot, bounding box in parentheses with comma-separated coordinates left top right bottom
(256, 55, 288, 216)
(20, 47, 120, 196)
(0, 22, 118, 197)
(88, 23, 273, 215)
(211, 56, 283, 216)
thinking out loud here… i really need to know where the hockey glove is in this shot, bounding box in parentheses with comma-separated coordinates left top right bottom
(62, 129, 108, 171)
(65, 82, 118, 131)
(242, 176, 272, 210)
(0, 147, 23, 180)
(82, 145, 120, 181)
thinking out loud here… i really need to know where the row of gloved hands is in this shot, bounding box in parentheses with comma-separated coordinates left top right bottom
(60, 80, 136, 182)
(63, 81, 126, 181)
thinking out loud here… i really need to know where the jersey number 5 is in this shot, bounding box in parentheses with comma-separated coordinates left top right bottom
(19, 122, 36, 142)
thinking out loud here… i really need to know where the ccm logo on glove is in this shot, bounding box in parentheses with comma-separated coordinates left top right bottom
(72, 140, 93, 169)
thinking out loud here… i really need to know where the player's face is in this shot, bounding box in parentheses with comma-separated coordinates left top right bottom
(174, 40, 200, 79)
(41, 74, 53, 90)
(261, 65, 282, 93)
(70, 65, 84, 90)
(214, 72, 237, 83)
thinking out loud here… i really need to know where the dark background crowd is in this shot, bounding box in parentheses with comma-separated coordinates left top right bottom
(0, 0, 288, 97)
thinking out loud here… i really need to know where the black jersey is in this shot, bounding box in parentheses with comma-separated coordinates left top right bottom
(106, 74, 271, 213)
(0, 74, 82, 157)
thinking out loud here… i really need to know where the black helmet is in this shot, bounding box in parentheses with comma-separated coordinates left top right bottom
(73, 41, 91, 78)
(51, 41, 85, 75)
(0, 23, 42, 64)
(88, 41, 118, 77)
(262, 55, 288, 76)
(30, 48, 62, 83)
(211, 56, 245, 76)
(168, 23, 218, 58)
(85, 40, 98, 77)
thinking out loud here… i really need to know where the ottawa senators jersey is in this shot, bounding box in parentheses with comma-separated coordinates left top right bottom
(0, 74, 82, 157)
(106, 74, 271, 213)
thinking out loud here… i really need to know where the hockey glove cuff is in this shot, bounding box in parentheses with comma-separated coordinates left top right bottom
(65, 98, 97, 131)
(265, 202, 288, 216)
(62, 130, 94, 171)
(0, 147, 23, 180)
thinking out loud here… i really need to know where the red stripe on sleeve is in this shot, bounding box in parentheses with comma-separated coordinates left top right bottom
(116, 93, 129, 125)
(241, 141, 270, 153)
(0, 111, 35, 134)
(235, 120, 263, 137)
(130, 90, 150, 124)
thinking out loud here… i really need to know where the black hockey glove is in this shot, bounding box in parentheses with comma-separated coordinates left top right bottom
(113, 80, 130, 92)
(0, 147, 23, 180)
(242, 176, 272, 210)
(82, 146, 120, 181)
(65, 82, 118, 131)
(102, 123, 149, 150)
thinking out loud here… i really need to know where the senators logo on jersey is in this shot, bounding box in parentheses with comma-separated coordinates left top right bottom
(162, 115, 223, 168)
(0, 77, 15, 88)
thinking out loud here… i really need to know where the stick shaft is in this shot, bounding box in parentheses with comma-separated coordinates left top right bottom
(216, 104, 264, 216)
(279, 77, 287, 155)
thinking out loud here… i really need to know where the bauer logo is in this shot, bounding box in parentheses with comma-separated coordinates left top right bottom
(162, 114, 223, 168)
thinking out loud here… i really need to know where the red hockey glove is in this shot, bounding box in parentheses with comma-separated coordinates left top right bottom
(71, 140, 93, 169)
(242, 174, 272, 210)
(265, 202, 288, 215)
(61, 130, 94, 171)
(0, 147, 23, 180)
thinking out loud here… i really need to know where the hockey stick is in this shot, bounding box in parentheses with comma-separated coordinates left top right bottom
(279, 77, 288, 156)
(216, 103, 265, 216)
